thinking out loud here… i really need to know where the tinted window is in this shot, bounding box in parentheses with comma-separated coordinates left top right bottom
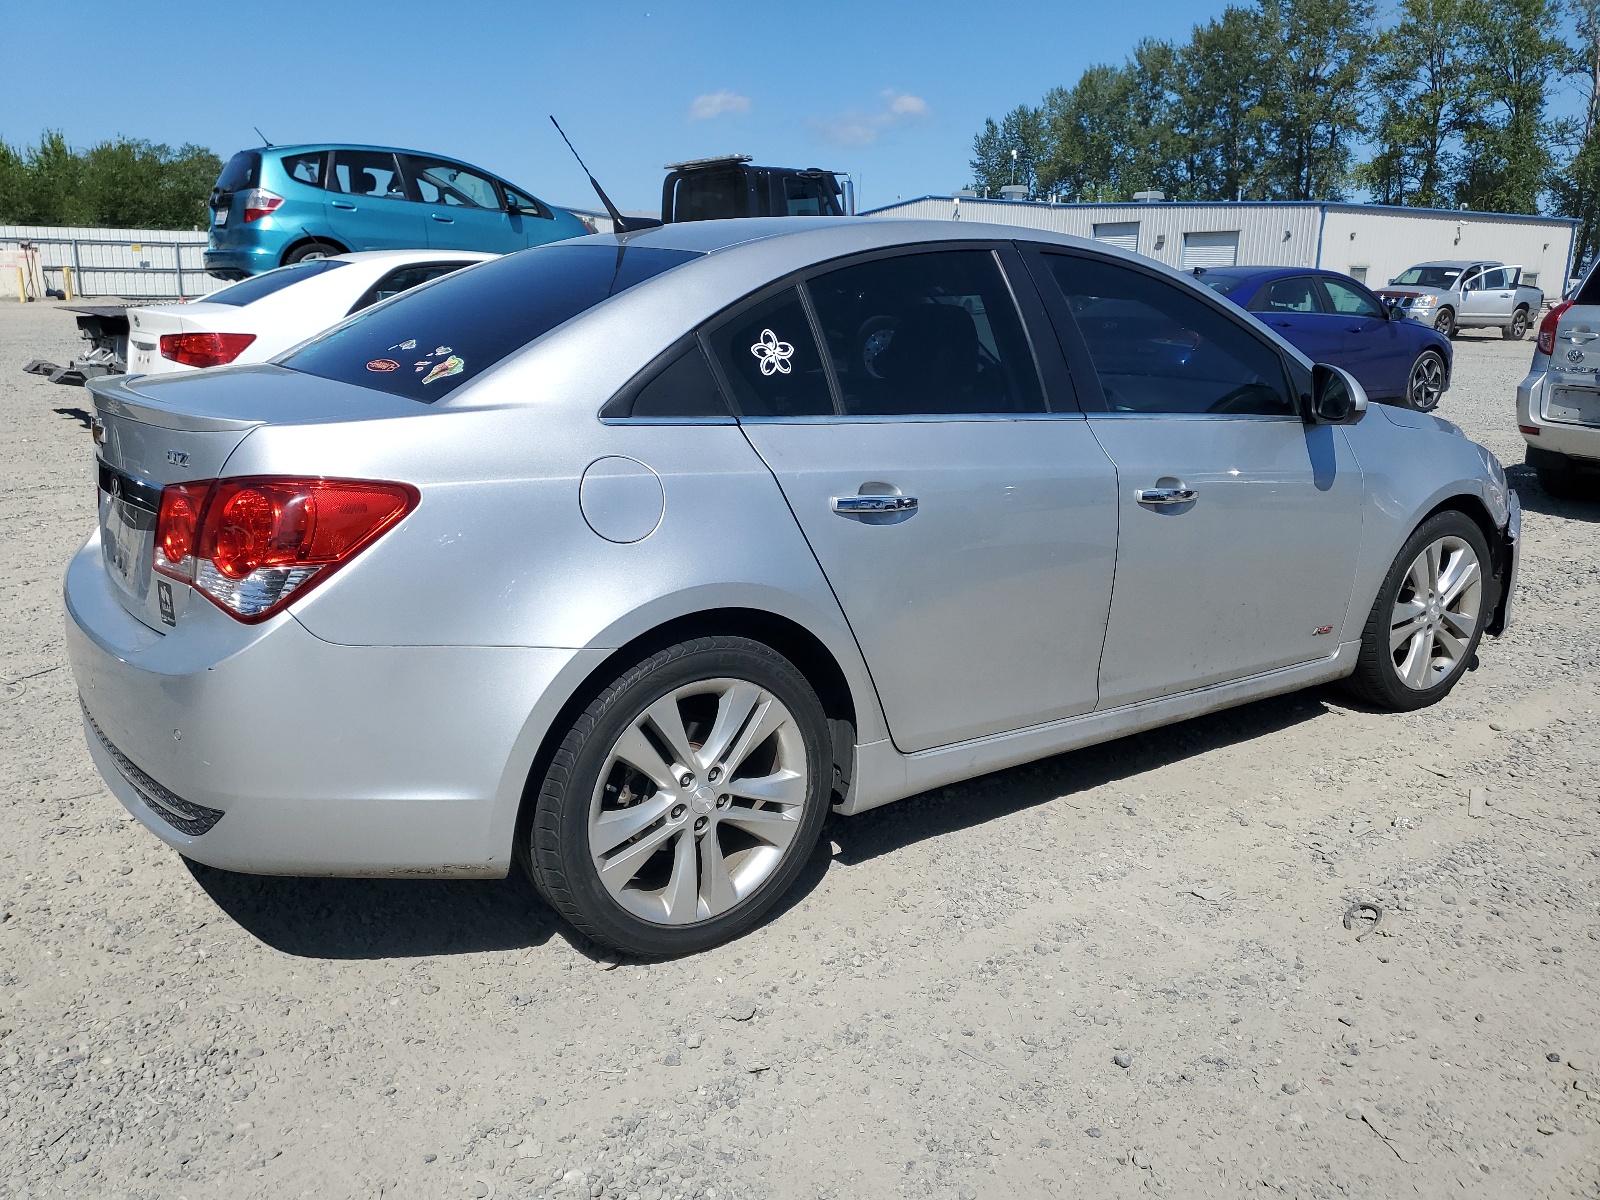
(1320, 278, 1384, 318)
(283, 245, 699, 402)
(705, 289, 833, 417)
(215, 151, 260, 193)
(205, 259, 348, 306)
(1573, 265, 1600, 304)
(348, 262, 473, 314)
(405, 157, 500, 208)
(611, 343, 730, 418)
(331, 151, 406, 199)
(1045, 254, 1293, 416)
(778, 174, 839, 216)
(1391, 265, 1461, 288)
(282, 152, 327, 188)
(669, 169, 747, 222)
(807, 250, 1045, 416)
(1478, 267, 1509, 289)
(1249, 277, 1321, 314)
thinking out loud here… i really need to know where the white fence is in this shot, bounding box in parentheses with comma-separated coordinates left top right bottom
(0, 226, 221, 300)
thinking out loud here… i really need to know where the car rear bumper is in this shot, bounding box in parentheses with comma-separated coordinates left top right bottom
(1517, 369, 1600, 461)
(203, 245, 279, 280)
(64, 530, 584, 877)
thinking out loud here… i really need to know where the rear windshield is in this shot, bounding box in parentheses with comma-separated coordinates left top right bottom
(1390, 265, 1460, 288)
(1194, 270, 1251, 295)
(1572, 263, 1600, 304)
(205, 259, 348, 306)
(281, 244, 700, 401)
(215, 151, 260, 194)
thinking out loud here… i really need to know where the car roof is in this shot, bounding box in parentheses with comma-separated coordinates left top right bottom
(1410, 259, 1499, 270)
(327, 250, 497, 265)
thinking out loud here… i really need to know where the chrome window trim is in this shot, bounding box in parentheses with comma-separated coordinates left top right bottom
(735, 411, 1088, 426)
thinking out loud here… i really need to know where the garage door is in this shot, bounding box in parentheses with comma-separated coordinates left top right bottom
(1093, 222, 1139, 253)
(1180, 231, 1240, 268)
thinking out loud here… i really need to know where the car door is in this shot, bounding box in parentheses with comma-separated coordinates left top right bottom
(1316, 275, 1408, 398)
(1477, 267, 1518, 322)
(709, 247, 1120, 754)
(401, 156, 521, 253)
(324, 150, 427, 250)
(1027, 248, 1364, 709)
(1457, 265, 1499, 323)
(1245, 276, 1346, 364)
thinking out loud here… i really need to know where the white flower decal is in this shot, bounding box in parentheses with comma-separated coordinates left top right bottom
(750, 328, 795, 376)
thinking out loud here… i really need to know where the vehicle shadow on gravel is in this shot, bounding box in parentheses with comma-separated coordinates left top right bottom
(185, 860, 564, 960)
(826, 689, 1334, 866)
(1507, 471, 1600, 521)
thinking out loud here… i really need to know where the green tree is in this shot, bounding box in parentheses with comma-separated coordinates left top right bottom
(1256, 0, 1374, 200)
(969, 105, 1046, 198)
(0, 131, 220, 228)
(1178, 6, 1274, 200)
(1357, 0, 1474, 206)
(1040, 64, 1141, 200)
(1552, 0, 1600, 269)
(1455, 0, 1567, 212)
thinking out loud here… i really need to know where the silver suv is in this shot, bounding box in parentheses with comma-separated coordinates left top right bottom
(1518, 269, 1600, 497)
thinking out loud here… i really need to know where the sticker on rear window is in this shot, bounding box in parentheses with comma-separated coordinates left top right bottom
(366, 358, 400, 373)
(388, 338, 417, 351)
(422, 355, 464, 385)
(750, 328, 794, 376)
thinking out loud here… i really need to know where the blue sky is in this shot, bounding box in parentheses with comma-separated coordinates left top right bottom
(7, 0, 1253, 213)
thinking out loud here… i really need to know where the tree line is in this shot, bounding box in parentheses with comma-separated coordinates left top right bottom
(971, 0, 1600, 268)
(0, 132, 222, 230)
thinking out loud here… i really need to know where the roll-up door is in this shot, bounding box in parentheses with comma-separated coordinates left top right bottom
(1092, 222, 1139, 253)
(1180, 230, 1240, 268)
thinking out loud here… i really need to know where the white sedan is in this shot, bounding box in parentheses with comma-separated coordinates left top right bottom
(125, 250, 495, 376)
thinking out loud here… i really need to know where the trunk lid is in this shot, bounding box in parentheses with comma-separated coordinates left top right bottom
(89, 364, 426, 632)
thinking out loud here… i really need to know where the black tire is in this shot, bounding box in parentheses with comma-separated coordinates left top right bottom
(282, 240, 344, 266)
(1433, 307, 1456, 339)
(1502, 307, 1529, 340)
(528, 636, 831, 957)
(1404, 349, 1447, 412)
(1344, 511, 1492, 711)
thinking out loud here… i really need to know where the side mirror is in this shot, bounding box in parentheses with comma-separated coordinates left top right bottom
(1310, 363, 1368, 424)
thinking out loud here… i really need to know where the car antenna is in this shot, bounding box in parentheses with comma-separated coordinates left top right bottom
(253, 126, 274, 148)
(301, 226, 340, 260)
(549, 115, 636, 234)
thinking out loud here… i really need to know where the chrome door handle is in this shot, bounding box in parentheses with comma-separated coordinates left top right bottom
(1135, 486, 1197, 506)
(1564, 331, 1600, 343)
(832, 494, 917, 514)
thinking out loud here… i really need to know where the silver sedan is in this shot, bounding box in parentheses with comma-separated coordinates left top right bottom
(66, 219, 1520, 955)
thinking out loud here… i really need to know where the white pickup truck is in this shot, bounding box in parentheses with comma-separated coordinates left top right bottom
(1376, 260, 1544, 340)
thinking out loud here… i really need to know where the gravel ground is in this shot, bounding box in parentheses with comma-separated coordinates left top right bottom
(1, 302, 1597, 1200)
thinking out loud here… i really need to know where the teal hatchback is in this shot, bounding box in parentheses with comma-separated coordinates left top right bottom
(204, 144, 590, 279)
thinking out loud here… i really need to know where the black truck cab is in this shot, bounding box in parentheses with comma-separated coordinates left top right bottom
(661, 155, 854, 223)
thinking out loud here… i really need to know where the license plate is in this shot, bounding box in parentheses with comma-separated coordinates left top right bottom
(1548, 387, 1600, 426)
(100, 494, 154, 598)
(214, 208, 228, 227)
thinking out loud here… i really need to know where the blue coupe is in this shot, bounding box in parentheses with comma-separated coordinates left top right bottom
(1196, 266, 1452, 411)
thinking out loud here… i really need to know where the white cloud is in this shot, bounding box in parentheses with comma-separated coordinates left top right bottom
(811, 91, 930, 146)
(690, 91, 752, 120)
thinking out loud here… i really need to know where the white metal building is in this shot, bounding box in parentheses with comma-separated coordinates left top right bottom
(0, 225, 218, 300)
(863, 197, 1579, 294)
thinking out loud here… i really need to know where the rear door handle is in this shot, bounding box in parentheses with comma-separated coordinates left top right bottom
(331, 201, 356, 210)
(431, 214, 454, 223)
(832, 494, 917, 514)
(1135, 486, 1198, 506)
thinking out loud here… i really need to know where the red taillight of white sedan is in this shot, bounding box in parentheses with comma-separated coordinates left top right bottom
(154, 477, 419, 622)
(159, 332, 258, 368)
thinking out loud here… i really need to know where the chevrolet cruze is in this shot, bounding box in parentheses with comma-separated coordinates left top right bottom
(68, 219, 1520, 955)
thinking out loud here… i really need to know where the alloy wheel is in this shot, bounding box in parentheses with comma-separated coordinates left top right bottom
(587, 678, 809, 925)
(1388, 535, 1483, 691)
(1407, 352, 1445, 411)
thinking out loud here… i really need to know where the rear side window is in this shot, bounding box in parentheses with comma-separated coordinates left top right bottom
(206, 259, 348, 306)
(282, 152, 327, 188)
(348, 262, 472, 314)
(606, 341, 730, 419)
(806, 250, 1045, 416)
(1320, 278, 1385, 318)
(1574, 266, 1600, 304)
(215, 151, 260, 193)
(331, 151, 407, 199)
(1045, 253, 1293, 416)
(404, 157, 502, 209)
(704, 289, 834, 417)
(282, 244, 699, 401)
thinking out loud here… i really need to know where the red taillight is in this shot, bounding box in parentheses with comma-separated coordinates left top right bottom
(241, 188, 284, 223)
(152, 476, 419, 622)
(159, 332, 257, 368)
(1520, 424, 1541, 436)
(1537, 300, 1571, 355)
